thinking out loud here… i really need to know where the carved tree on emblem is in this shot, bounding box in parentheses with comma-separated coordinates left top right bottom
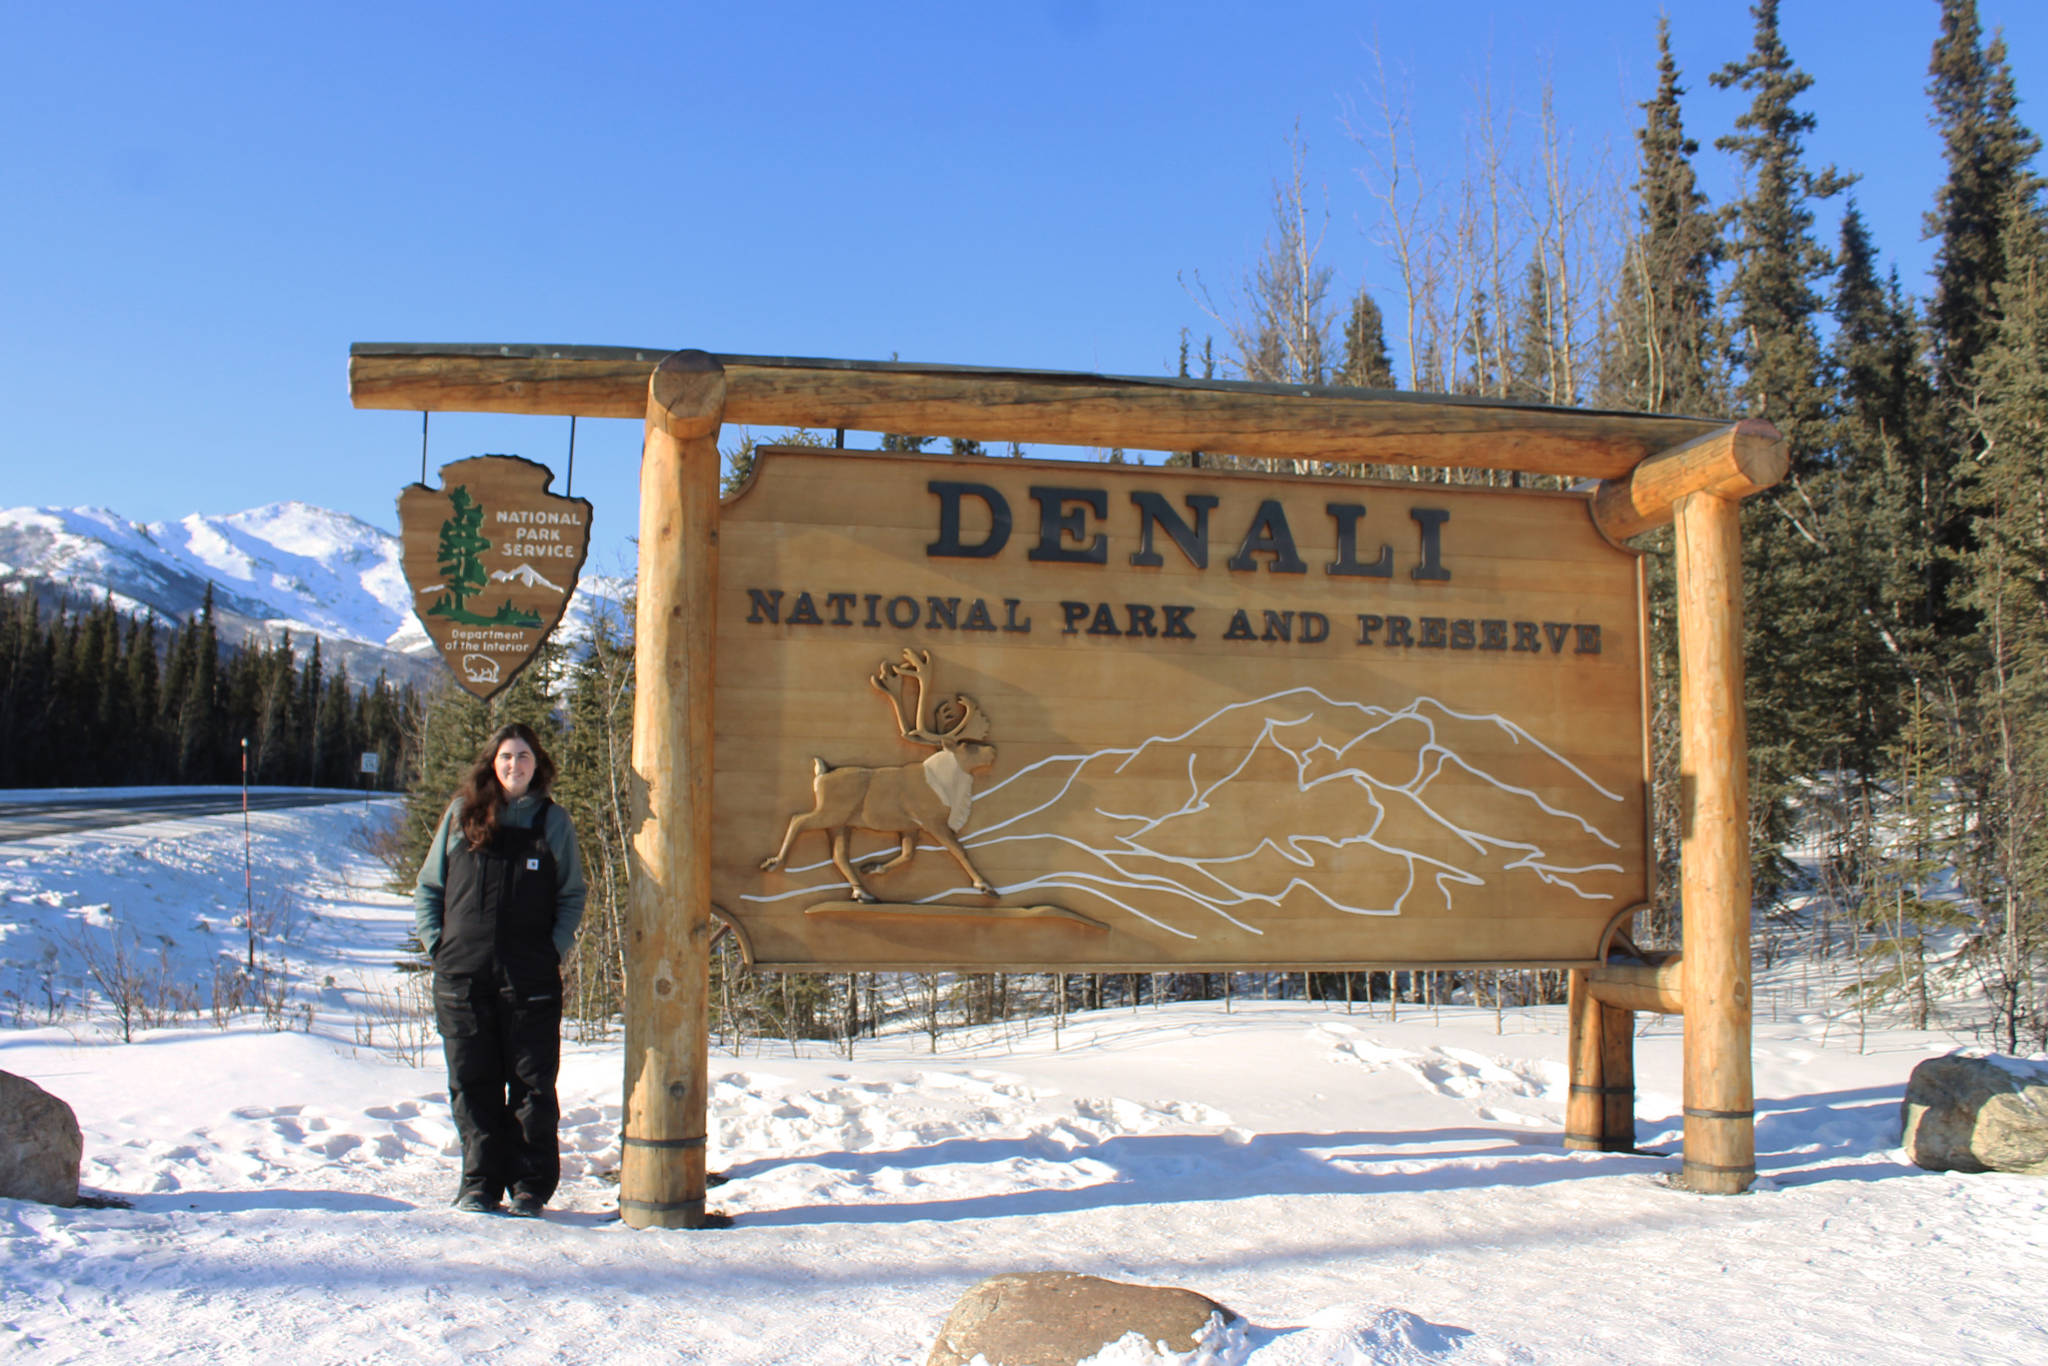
(427, 485, 541, 628)
(434, 486, 491, 618)
(760, 649, 999, 903)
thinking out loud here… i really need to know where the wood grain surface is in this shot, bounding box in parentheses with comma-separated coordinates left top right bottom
(349, 343, 1726, 480)
(714, 448, 1651, 971)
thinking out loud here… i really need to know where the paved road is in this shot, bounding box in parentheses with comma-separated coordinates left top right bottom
(0, 791, 379, 843)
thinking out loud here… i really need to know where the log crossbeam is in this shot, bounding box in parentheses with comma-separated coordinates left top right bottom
(1588, 953, 1684, 1015)
(347, 342, 1727, 481)
(1590, 419, 1789, 541)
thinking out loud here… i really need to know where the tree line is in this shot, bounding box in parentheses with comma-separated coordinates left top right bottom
(0, 583, 418, 792)
(1185, 0, 2046, 1050)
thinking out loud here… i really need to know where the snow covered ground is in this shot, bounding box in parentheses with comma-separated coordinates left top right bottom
(2, 801, 2045, 1364)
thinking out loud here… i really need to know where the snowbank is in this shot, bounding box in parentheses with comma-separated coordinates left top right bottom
(2, 803, 2044, 1363)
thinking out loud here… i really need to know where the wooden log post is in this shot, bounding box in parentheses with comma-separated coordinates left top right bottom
(1565, 969, 1606, 1150)
(1673, 489, 1754, 1194)
(621, 350, 726, 1229)
(1599, 1003, 1636, 1151)
(1566, 973, 1637, 1152)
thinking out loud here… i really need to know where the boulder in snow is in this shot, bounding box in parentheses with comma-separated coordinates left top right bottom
(927, 1271, 1237, 1366)
(0, 1069, 82, 1207)
(1901, 1052, 2048, 1175)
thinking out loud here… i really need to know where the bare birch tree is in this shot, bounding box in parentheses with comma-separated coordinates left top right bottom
(1184, 124, 1338, 472)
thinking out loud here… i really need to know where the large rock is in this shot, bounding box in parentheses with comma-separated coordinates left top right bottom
(1901, 1052, 2048, 1176)
(0, 1070, 82, 1207)
(928, 1272, 1237, 1366)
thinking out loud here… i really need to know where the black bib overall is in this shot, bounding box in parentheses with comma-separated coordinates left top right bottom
(433, 802, 563, 1205)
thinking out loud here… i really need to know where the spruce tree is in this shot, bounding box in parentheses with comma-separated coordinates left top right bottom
(1802, 201, 1944, 829)
(1956, 184, 2048, 1049)
(80, 598, 123, 783)
(297, 637, 324, 785)
(1927, 0, 2039, 398)
(1854, 682, 1971, 1030)
(556, 611, 637, 1026)
(723, 428, 835, 495)
(0, 593, 17, 786)
(0, 592, 51, 786)
(1711, 0, 1856, 897)
(1713, 0, 1852, 467)
(1924, 0, 2043, 648)
(121, 613, 162, 783)
(1608, 15, 1723, 416)
(1164, 331, 1223, 469)
(161, 617, 195, 754)
(314, 659, 352, 788)
(26, 603, 59, 786)
(1607, 19, 1732, 935)
(251, 633, 298, 786)
(1508, 255, 1557, 404)
(178, 588, 221, 783)
(356, 670, 412, 793)
(1337, 289, 1395, 389)
(1833, 203, 1940, 674)
(1461, 288, 1501, 401)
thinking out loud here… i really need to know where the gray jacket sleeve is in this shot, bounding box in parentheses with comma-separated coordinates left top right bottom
(545, 803, 588, 961)
(411, 800, 461, 957)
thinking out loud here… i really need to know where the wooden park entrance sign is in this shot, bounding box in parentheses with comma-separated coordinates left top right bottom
(349, 343, 1787, 1224)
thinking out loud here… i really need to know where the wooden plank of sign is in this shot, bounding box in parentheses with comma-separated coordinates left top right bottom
(348, 344, 1726, 481)
(715, 448, 1651, 972)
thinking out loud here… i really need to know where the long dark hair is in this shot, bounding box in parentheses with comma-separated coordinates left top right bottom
(457, 723, 557, 849)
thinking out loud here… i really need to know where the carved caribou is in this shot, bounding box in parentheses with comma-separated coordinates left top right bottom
(758, 649, 998, 902)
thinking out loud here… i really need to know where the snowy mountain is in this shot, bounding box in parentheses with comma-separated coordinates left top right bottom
(0, 502, 628, 691)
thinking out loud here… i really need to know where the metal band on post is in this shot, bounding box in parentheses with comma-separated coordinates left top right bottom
(619, 1197, 708, 1215)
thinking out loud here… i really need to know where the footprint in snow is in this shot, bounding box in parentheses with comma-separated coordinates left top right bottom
(231, 1104, 304, 1121)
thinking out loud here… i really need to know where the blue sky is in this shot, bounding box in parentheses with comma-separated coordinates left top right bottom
(4, 1, 2043, 571)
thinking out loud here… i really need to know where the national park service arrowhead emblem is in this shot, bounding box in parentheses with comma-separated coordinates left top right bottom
(398, 454, 592, 700)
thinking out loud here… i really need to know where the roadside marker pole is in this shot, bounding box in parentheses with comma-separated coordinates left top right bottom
(242, 738, 255, 973)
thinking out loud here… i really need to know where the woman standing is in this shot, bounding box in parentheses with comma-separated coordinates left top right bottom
(413, 722, 585, 1217)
